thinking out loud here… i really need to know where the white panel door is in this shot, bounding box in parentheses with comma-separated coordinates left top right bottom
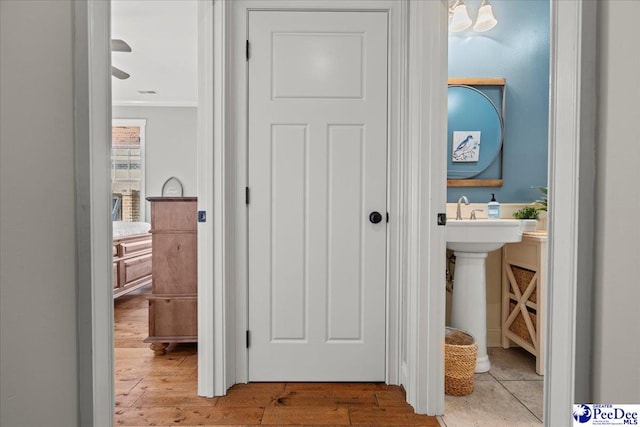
(248, 10, 388, 381)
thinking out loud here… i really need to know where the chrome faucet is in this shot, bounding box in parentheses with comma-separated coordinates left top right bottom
(456, 195, 469, 220)
(470, 209, 483, 220)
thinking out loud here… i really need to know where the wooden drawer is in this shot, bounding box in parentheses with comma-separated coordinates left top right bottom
(124, 253, 152, 283)
(152, 234, 197, 294)
(120, 238, 152, 256)
(147, 296, 197, 339)
(150, 200, 197, 232)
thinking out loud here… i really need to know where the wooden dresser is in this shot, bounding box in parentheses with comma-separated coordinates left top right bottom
(145, 197, 198, 355)
(112, 233, 152, 298)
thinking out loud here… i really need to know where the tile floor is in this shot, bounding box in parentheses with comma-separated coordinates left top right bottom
(439, 347, 543, 427)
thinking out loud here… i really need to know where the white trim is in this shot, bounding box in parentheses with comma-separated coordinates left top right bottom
(197, 0, 218, 397)
(545, 0, 596, 425)
(384, 0, 409, 388)
(112, 101, 198, 108)
(227, 0, 248, 387)
(74, 0, 113, 425)
(111, 118, 147, 222)
(403, 0, 448, 414)
(112, 118, 146, 125)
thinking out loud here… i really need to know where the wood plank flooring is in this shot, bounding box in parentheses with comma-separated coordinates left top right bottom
(114, 290, 440, 426)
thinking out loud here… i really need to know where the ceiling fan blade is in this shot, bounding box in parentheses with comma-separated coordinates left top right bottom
(111, 39, 132, 53)
(111, 66, 130, 80)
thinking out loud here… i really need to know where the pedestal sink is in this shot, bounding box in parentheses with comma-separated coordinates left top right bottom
(447, 219, 524, 373)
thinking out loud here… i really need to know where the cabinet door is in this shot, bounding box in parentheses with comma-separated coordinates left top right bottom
(152, 233, 197, 294)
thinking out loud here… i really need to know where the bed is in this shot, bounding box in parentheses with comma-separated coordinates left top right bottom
(112, 221, 152, 298)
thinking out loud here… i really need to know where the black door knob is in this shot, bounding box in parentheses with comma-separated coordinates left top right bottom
(369, 211, 383, 224)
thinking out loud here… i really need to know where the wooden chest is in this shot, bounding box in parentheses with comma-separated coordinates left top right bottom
(144, 197, 197, 355)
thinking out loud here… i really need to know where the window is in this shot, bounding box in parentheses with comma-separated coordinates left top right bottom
(112, 119, 146, 222)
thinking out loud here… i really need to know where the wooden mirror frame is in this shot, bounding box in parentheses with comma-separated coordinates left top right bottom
(447, 77, 505, 187)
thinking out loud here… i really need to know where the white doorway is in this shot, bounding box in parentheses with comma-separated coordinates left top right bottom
(223, 1, 446, 413)
(77, 1, 593, 425)
(247, 10, 388, 381)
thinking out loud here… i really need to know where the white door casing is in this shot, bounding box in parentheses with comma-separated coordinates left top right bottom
(78, 0, 594, 423)
(248, 10, 388, 382)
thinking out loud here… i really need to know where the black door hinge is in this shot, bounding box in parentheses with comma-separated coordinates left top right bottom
(245, 187, 250, 205)
(386, 212, 389, 223)
(246, 330, 251, 348)
(246, 40, 250, 60)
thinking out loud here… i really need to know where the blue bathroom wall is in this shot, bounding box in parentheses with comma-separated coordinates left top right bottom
(448, 0, 549, 204)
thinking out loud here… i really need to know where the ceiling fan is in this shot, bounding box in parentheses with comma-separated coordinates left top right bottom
(111, 39, 131, 80)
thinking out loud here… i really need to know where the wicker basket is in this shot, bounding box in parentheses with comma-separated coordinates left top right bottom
(509, 302, 537, 346)
(512, 265, 537, 303)
(445, 327, 477, 396)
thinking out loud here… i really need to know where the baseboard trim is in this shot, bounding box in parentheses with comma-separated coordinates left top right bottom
(487, 328, 502, 348)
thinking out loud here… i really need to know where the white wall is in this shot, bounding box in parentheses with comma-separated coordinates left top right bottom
(593, 0, 640, 403)
(113, 106, 197, 221)
(0, 1, 79, 426)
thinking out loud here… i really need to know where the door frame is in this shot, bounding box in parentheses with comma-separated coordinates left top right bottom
(75, 0, 595, 424)
(544, 0, 597, 422)
(222, 2, 447, 413)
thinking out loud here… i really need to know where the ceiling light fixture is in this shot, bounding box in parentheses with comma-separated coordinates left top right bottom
(449, 0, 498, 33)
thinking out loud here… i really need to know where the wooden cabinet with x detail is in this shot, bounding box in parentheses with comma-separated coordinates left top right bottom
(502, 232, 547, 375)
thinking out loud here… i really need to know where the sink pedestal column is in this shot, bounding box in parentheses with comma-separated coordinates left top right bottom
(451, 251, 491, 373)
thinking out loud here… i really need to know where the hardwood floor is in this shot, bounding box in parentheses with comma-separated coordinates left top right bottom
(114, 290, 440, 426)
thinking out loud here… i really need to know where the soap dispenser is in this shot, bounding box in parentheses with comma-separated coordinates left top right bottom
(488, 193, 500, 218)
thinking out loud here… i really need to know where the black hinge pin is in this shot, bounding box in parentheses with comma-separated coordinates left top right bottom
(245, 187, 250, 205)
(246, 40, 250, 60)
(246, 330, 250, 348)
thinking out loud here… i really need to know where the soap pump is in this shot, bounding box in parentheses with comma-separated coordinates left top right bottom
(488, 193, 500, 219)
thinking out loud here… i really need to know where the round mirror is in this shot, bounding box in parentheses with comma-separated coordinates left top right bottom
(447, 85, 503, 179)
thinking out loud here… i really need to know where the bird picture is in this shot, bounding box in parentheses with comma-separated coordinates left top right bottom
(452, 131, 481, 162)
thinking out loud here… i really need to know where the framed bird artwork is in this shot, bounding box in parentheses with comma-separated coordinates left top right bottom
(452, 131, 481, 162)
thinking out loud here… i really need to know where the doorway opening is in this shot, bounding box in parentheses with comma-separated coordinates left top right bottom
(221, 0, 435, 398)
(110, 0, 201, 420)
(77, 1, 592, 425)
(443, 1, 550, 424)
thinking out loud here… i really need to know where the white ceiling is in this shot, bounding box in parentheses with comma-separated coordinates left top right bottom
(111, 0, 198, 106)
